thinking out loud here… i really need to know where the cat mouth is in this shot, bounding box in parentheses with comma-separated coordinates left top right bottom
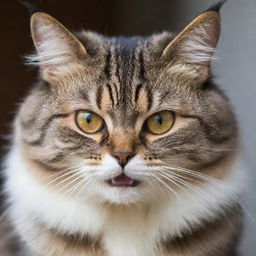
(108, 174, 139, 187)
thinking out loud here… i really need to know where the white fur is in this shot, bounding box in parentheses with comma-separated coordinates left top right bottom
(181, 24, 216, 63)
(4, 147, 245, 256)
(162, 23, 216, 64)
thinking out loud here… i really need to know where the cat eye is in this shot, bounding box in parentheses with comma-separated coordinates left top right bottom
(145, 111, 175, 135)
(76, 110, 104, 134)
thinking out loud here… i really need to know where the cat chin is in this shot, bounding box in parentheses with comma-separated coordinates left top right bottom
(90, 183, 155, 205)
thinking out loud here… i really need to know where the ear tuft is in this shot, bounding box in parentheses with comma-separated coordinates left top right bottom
(206, 0, 227, 13)
(19, 0, 42, 15)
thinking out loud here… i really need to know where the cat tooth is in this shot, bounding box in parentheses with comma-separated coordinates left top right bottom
(127, 179, 133, 185)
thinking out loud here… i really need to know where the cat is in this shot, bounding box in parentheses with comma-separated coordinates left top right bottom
(0, 1, 245, 256)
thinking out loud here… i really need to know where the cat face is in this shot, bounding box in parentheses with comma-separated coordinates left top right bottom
(17, 11, 238, 204)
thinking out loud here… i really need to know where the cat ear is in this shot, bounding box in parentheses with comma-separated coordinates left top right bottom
(28, 12, 87, 82)
(162, 7, 221, 82)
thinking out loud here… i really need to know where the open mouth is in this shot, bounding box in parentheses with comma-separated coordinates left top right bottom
(108, 174, 139, 187)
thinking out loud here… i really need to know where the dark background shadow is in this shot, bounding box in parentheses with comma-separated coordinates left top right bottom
(0, 0, 255, 255)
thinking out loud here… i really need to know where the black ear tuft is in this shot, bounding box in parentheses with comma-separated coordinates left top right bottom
(206, 0, 227, 13)
(19, 0, 42, 15)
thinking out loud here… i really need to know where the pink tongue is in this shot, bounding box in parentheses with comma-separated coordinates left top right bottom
(113, 174, 133, 185)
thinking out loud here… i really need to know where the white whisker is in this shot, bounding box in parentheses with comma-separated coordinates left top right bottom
(46, 167, 81, 187)
(151, 173, 179, 199)
(48, 171, 82, 191)
(159, 171, 211, 201)
(53, 171, 85, 194)
(157, 171, 208, 208)
(64, 174, 95, 197)
(157, 165, 253, 219)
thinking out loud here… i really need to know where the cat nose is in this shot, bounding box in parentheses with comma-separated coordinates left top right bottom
(112, 151, 134, 168)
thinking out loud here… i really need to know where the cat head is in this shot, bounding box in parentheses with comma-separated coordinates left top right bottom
(17, 5, 238, 205)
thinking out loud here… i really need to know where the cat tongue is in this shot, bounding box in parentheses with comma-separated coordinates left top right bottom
(112, 174, 133, 185)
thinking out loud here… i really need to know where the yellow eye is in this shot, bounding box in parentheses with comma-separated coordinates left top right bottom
(146, 111, 175, 135)
(76, 110, 104, 134)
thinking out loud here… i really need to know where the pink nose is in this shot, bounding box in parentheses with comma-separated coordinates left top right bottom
(112, 151, 134, 168)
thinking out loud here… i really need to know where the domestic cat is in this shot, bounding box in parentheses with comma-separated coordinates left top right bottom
(0, 1, 245, 256)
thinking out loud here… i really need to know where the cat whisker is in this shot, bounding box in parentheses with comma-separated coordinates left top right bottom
(166, 146, 236, 153)
(161, 166, 237, 198)
(46, 165, 80, 179)
(158, 166, 253, 219)
(158, 169, 195, 183)
(159, 171, 243, 225)
(157, 172, 202, 208)
(161, 165, 225, 185)
(150, 173, 180, 199)
(46, 167, 82, 187)
(62, 179, 84, 198)
(147, 175, 166, 196)
(64, 174, 95, 197)
(51, 170, 85, 193)
(47, 170, 82, 191)
(66, 180, 85, 197)
(158, 171, 212, 201)
(45, 165, 82, 185)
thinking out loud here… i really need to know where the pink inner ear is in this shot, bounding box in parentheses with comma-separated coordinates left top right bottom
(33, 34, 42, 48)
(32, 20, 54, 50)
(204, 20, 220, 49)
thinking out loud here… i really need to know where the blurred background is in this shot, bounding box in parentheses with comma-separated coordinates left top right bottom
(0, 0, 255, 254)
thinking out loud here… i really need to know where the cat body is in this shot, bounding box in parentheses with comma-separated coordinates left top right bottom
(1, 3, 245, 256)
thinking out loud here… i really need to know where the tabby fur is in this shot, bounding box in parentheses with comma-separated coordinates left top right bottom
(1, 2, 245, 256)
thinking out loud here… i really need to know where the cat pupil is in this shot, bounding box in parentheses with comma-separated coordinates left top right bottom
(85, 113, 92, 124)
(155, 114, 163, 125)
